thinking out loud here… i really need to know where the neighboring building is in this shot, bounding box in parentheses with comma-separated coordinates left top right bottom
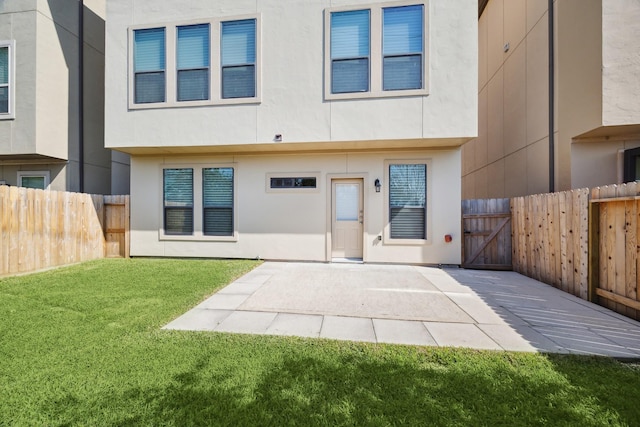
(463, 0, 640, 199)
(105, 0, 477, 264)
(0, 0, 129, 194)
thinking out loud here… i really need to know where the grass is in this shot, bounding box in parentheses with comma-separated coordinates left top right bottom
(0, 258, 639, 426)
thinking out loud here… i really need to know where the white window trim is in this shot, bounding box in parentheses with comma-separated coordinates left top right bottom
(265, 172, 321, 193)
(129, 14, 261, 110)
(0, 40, 16, 119)
(382, 159, 431, 245)
(159, 163, 238, 242)
(324, 0, 429, 101)
(17, 171, 50, 190)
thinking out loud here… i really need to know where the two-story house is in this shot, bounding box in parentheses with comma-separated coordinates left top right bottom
(105, 0, 477, 265)
(464, 0, 640, 199)
(0, 0, 129, 194)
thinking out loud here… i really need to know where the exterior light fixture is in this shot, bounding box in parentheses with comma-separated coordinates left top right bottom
(374, 178, 381, 192)
(274, 134, 282, 142)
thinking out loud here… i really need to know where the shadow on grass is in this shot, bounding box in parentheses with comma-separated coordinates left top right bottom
(102, 350, 632, 426)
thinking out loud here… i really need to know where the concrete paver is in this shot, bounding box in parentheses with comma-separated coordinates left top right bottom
(372, 319, 437, 346)
(425, 322, 502, 351)
(320, 316, 376, 343)
(266, 313, 323, 338)
(163, 262, 640, 356)
(216, 311, 278, 334)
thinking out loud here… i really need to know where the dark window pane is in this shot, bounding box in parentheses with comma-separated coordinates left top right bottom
(390, 207, 425, 239)
(135, 72, 165, 103)
(165, 207, 193, 235)
(270, 177, 317, 188)
(222, 65, 255, 99)
(383, 55, 422, 91)
(204, 207, 233, 236)
(332, 58, 369, 93)
(0, 86, 7, 114)
(178, 69, 209, 101)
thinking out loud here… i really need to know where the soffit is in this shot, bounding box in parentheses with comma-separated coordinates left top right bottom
(110, 137, 473, 156)
(574, 124, 640, 141)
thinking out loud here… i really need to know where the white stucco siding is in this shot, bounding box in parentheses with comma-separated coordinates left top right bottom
(130, 150, 462, 265)
(105, 0, 478, 150)
(602, 0, 640, 126)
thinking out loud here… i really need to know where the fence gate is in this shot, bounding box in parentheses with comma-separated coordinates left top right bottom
(462, 198, 512, 270)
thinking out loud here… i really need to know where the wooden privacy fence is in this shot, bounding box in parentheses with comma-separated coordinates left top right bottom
(467, 185, 640, 320)
(590, 183, 640, 320)
(511, 189, 590, 300)
(0, 186, 129, 277)
(462, 198, 512, 269)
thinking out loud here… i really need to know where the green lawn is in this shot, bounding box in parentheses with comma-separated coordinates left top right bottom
(0, 259, 639, 426)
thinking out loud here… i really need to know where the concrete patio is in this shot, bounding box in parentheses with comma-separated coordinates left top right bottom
(164, 262, 640, 357)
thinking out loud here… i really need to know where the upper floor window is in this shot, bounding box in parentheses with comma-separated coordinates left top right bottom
(134, 28, 166, 104)
(330, 10, 370, 94)
(325, 1, 428, 100)
(0, 40, 15, 118)
(129, 16, 260, 109)
(221, 20, 256, 99)
(382, 5, 423, 91)
(177, 24, 210, 102)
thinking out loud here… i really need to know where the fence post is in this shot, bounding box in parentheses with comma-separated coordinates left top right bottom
(588, 187, 599, 303)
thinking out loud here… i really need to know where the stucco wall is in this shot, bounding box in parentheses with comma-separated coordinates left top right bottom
(105, 0, 477, 151)
(130, 150, 462, 265)
(462, 0, 552, 199)
(601, 0, 640, 126)
(0, 0, 116, 194)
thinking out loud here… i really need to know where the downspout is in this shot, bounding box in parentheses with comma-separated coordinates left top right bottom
(78, 0, 85, 193)
(548, 0, 555, 192)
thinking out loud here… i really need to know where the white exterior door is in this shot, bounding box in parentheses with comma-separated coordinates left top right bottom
(331, 179, 363, 259)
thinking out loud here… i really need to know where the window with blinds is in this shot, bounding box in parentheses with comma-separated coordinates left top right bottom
(177, 24, 210, 101)
(0, 45, 9, 114)
(325, 2, 427, 100)
(163, 168, 194, 235)
(221, 19, 256, 99)
(382, 5, 423, 91)
(134, 28, 166, 104)
(203, 168, 234, 236)
(330, 10, 370, 94)
(389, 164, 426, 239)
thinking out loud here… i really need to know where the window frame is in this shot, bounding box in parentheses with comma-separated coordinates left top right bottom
(0, 40, 16, 119)
(128, 15, 261, 110)
(17, 171, 50, 190)
(324, 1, 429, 101)
(159, 164, 238, 241)
(383, 159, 431, 245)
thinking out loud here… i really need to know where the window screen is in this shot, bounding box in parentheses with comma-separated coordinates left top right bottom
(330, 9, 370, 94)
(134, 28, 166, 103)
(163, 168, 193, 235)
(221, 20, 256, 99)
(389, 164, 426, 239)
(203, 168, 234, 236)
(382, 5, 423, 91)
(177, 24, 210, 101)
